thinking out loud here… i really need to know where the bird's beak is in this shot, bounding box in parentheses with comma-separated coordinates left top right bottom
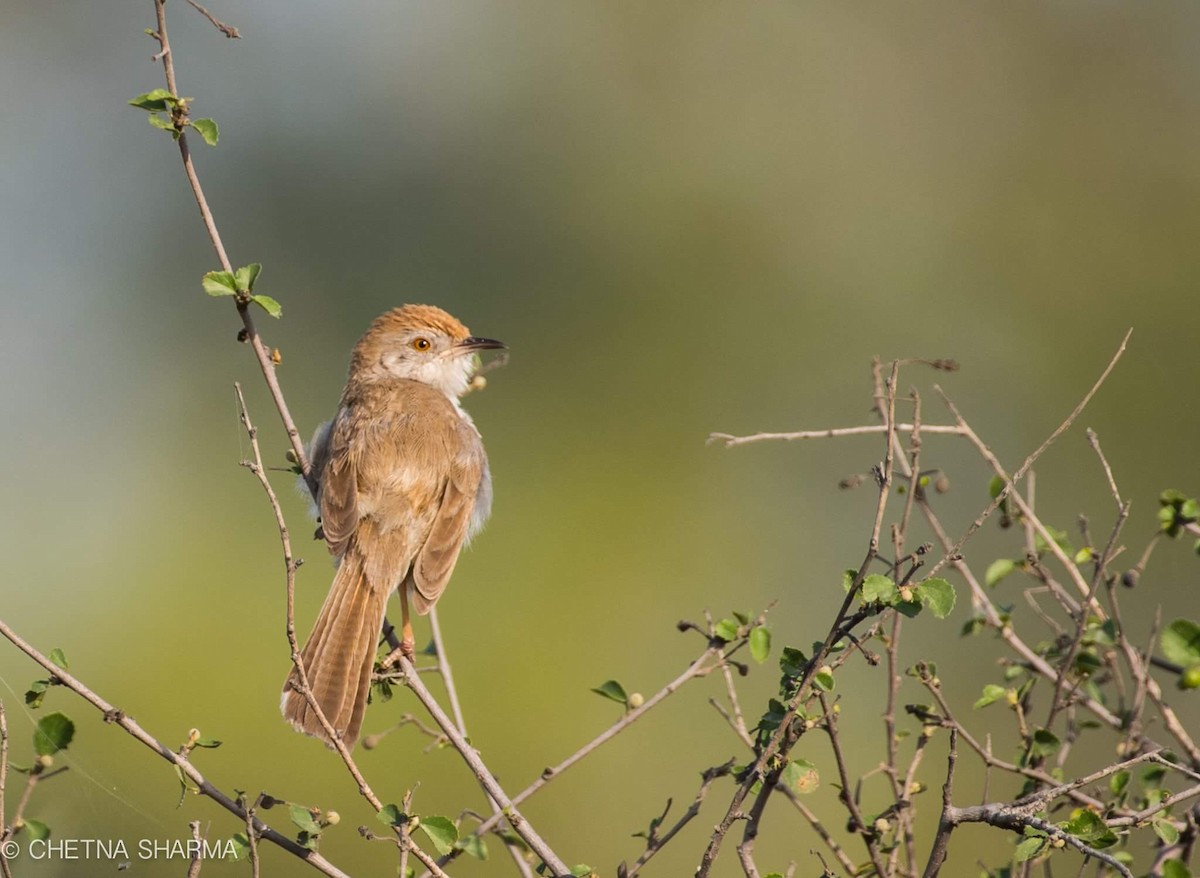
(458, 336, 507, 352)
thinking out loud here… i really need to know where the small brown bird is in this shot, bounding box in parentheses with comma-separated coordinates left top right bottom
(281, 304, 504, 747)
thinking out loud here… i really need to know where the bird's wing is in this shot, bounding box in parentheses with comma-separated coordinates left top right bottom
(319, 414, 359, 558)
(410, 452, 485, 612)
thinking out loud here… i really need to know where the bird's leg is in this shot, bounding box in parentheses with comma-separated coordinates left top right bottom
(381, 584, 416, 668)
(399, 583, 415, 657)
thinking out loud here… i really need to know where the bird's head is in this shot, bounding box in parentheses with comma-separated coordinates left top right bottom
(351, 304, 506, 399)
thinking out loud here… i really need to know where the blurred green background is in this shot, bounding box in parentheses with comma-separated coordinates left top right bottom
(2, 2, 1199, 876)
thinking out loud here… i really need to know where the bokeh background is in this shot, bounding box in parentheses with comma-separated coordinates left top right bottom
(2, 3, 1199, 876)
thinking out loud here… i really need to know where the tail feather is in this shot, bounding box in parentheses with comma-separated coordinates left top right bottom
(281, 551, 389, 748)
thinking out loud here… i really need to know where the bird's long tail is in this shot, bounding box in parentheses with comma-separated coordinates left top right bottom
(281, 550, 389, 748)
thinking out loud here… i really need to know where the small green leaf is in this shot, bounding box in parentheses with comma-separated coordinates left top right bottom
(129, 88, 175, 111)
(985, 558, 1014, 587)
(25, 680, 48, 709)
(33, 713, 74, 756)
(813, 668, 835, 692)
(1153, 817, 1181, 845)
(202, 270, 238, 296)
(590, 680, 628, 705)
(48, 648, 68, 670)
(749, 626, 771, 664)
(234, 263, 262, 292)
(916, 578, 956, 619)
(1162, 860, 1192, 878)
(896, 599, 922, 618)
(841, 569, 857, 592)
(1109, 770, 1130, 796)
(1162, 620, 1200, 667)
(1029, 728, 1061, 760)
(229, 833, 250, 860)
(251, 294, 283, 318)
(1074, 547, 1094, 564)
(714, 618, 739, 641)
(974, 684, 1007, 709)
(418, 816, 458, 856)
(569, 867, 596, 878)
(1061, 808, 1117, 848)
(289, 804, 322, 836)
(1013, 836, 1045, 862)
(861, 574, 897, 605)
(780, 758, 819, 794)
(193, 737, 222, 749)
(148, 113, 176, 131)
(191, 117, 219, 146)
(988, 475, 1007, 499)
(22, 819, 50, 841)
(378, 804, 406, 827)
(457, 833, 488, 860)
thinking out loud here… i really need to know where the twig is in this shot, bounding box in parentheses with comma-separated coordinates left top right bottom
(923, 328, 1132, 583)
(148, 0, 310, 485)
(708, 423, 964, 447)
(187, 820, 204, 878)
(0, 615, 351, 877)
(619, 761, 735, 878)
(426, 608, 533, 878)
(922, 727, 958, 878)
(0, 701, 10, 878)
(398, 660, 570, 876)
(695, 361, 902, 877)
(432, 643, 727, 872)
(241, 795, 262, 878)
(183, 0, 240, 38)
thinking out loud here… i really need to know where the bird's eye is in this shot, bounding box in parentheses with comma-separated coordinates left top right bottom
(412, 337, 431, 352)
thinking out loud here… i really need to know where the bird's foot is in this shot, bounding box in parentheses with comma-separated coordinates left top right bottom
(380, 638, 415, 669)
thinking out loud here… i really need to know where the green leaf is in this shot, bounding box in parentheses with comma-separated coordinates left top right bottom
(48, 648, 68, 670)
(1162, 860, 1192, 878)
(813, 668, 835, 692)
(841, 569, 857, 592)
(1013, 836, 1045, 862)
(202, 270, 238, 297)
(457, 833, 488, 860)
(229, 833, 250, 860)
(590, 680, 628, 705)
(191, 117, 219, 146)
(988, 475, 1006, 499)
(714, 618, 739, 641)
(916, 578, 956, 619)
(749, 626, 771, 664)
(33, 713, 74, 756)
(974, 684, 1007, 709)
(861, 574, 897, 605)
(985, 558, 1015, 588)
(25, 680, 48, 709)
(378, 804, 406, 827)
(1029, 728, 1061, 760)
(1109, 770, 1130, 796)
(148, 113, 176, 131)
(1074, 547, 1093, 564)
(193, 737, 222, 749)
(569, 867, 596, 878)
(234, 263, 262, 292)
(1061, 808, 1118, 848)
(418, 816, 458, 856)
(1153, 817, 1181, 845)
(129, 88, 175, 111)
(289, 805, 322, 836)
(1162, 620, 1200, 667)
(22, 819, 50, 841)
(780, 758, 819, 794)
(896, 599, 922, 618)
(251, 294, 283, 318)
